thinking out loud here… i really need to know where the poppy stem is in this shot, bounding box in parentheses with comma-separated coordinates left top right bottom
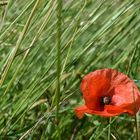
(136, 112, 140, 140)
(108, 117, 111, 140)
(132, 85, 139, 140)
(134, 113, 139, 140)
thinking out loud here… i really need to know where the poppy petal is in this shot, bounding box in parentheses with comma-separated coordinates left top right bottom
(112, 84, 140, 113)
(81, 74, 111, 110)
(105, 105, 127, 115)
(75, 105, 123, 118)
(75, 105, 88, 119)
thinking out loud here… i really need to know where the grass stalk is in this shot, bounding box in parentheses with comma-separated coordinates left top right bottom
(0, 0, 34, 39)
(1, 0, 55, 98)
(0, 0, 9, 32)
(127, 43, 139, 140)
(0, 0, 40, 87)
(108, 117, 111, 140)
(56, 0, 62, 139)
(132, 86, 139, 140)
(127, 45, 140, 140)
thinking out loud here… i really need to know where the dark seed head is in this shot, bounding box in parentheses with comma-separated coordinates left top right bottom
(101, 96, 111, 105)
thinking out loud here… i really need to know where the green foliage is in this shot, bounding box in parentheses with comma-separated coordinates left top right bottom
(0, 0, 140, 139)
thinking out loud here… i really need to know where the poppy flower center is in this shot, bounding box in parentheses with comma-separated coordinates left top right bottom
(101, 96, 111, 105)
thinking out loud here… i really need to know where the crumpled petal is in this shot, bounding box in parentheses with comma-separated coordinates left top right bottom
(111, 84, 140, 113)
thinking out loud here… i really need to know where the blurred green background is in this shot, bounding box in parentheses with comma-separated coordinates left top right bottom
(0, 0, 140, 139)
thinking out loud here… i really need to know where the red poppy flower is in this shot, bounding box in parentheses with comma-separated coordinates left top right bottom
(75, 69, 140, 119)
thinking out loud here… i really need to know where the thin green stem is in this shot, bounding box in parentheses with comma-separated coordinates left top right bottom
(132, 86, 139, 140)
(127, 43, 139, 140)
(134, 115, 139, 140)
(127, 44, 137, 75)
(108, 117, 111, 140)
(0, 0, 9, 32)
(56, 0, 62, 139)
